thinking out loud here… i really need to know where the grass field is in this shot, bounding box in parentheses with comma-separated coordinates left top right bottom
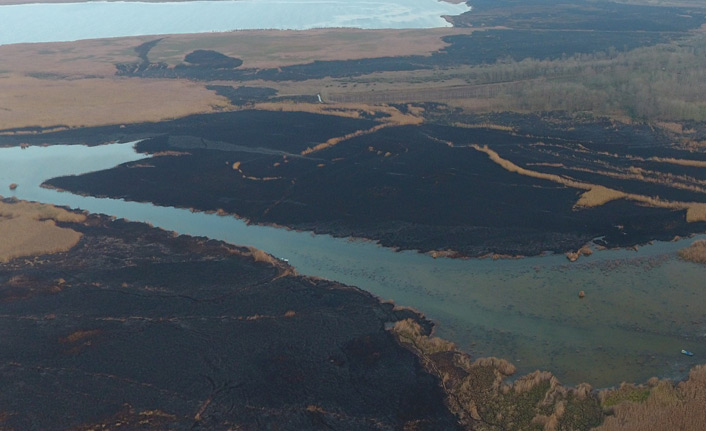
(0, 200, 85, 262)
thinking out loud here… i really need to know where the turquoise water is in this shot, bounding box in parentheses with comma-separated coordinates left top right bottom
(1, 142, 704, 387)
(0, 0, 470, 45)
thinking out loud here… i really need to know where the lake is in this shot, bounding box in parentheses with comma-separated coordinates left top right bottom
(1, 141, 704, 387)
(0, 0, 471, 45)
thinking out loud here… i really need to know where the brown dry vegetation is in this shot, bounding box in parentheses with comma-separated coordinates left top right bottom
(392, 319, 605, 431)
(247, 102, 423, 155)
(678, 239, 706, 263)
(566, 245, 594, 262)
(301, 124, 390, 155)
(0, 75, 229, 131)
(575, 187, 628, 207)
(59, 329, 102, 344)
(0, 25, 471, 131)
(0, 200, 85, 223)
(252, 101, 423, 126)
(396, 318, 706, 431)
(471, 144, 706, 222)
(246, 246, 279, 265)
(0, 200, 85, 262)
(148, 28, 475, 69)
(649, 157, 706, 168)
(594, 365, 706, 431)
(0, 37, 232, 130)
(566, 165, 706, 195)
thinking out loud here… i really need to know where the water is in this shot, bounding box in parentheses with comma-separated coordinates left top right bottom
(1, 141, 704, 387)
(0, 0, 471, 46)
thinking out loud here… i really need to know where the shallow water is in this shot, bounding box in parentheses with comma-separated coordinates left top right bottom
(0, 0, 470, 45)
(0, 141, 704, 387)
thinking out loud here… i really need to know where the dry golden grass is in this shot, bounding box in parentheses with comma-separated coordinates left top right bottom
(0, 37, 140, 76)
(148, 28, 475, 69)
(0, 200, 86, 262)
(246, 247, 279, 265)
(471, 144, 591, 191)
(472, 144, 706, 222)
(649, 157, 706, 168)
(567, 165, 706, 195)
(393, 319, 456, 355)
(526, 162, 565, 168)
(512, 370, 559, 394)
(59, 329, 102, 344)
(471, 356, 517, 377)
(575, 186, 627, 207)
(566, 245, 594, 262)
(253, 101, 423, 126)
(453, 122, 515, 132)
(685, 203, 706, 222)
(0, 37, 229, 130)
(0, 75, 229, 131)
(249, 103, 423, 156)
(655, 121, 686, 134)
(0, 217, 82, 263)
(595, 365, 706, 431)
(0, 26, 466, 131)
(0, 200, 85, 223)
(301, 124, 389, 155)
(678, 239, 706, 264)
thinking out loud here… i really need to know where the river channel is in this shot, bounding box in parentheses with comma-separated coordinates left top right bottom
(1, 141, 704, 387)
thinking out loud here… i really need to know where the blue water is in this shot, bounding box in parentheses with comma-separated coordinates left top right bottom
(0, 0, 471, 45)
(1, 141, 704, 387)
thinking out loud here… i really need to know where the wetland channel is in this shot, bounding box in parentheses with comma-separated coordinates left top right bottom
(1, 141, 704, 388)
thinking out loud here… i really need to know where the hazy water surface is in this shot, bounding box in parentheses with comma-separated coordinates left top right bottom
(0, 0, 470, 45)
(1, 142, 704, 387)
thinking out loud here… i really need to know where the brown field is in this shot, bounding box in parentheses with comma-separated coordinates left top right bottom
(595, 365, 706, 431)
(678, 239, 706, 263)
(0, 75, 230, 130)
(649, 157, 706, 168)
(471, 144, 706, 222)
(0, 199, 86, 222)
(567, 165, 706, 195)
(0, 36, 231, 131)
(0, 28, 470, 131)
(148, 28, 475, 69)
(0, 200, 85, 262)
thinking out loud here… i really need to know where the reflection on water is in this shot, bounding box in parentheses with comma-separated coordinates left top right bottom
(1, 142, 704, 387)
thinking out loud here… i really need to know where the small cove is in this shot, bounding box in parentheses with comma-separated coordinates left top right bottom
(1, 141, 704, 387)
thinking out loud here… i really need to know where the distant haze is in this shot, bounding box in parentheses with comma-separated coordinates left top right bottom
(0, 0, 471, 45)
